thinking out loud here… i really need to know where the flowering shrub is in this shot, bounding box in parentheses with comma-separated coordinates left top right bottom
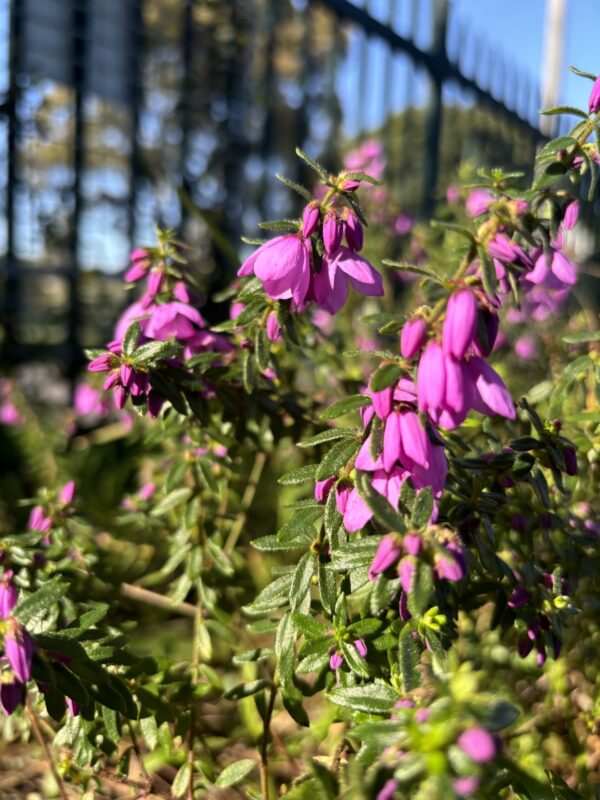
(0, 68, 599, 799)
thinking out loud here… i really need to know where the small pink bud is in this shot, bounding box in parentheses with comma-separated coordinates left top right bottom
(443, 290, 477, 359)
(563, 200, 580, 230)
(301, 203, 320, 238)
(344, 211, 363, 251)
(323, 212, 342, 254)
(266, 312, 281, 342)
(457, 727, 498, 763)
(59, 481, 75, 505)
(400, 318, 427, 359)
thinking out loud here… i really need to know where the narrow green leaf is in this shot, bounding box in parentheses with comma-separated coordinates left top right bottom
(315, 439, 359, 482)
(327, 683, 397, 714)
(216, 759, 257, 788)
(321, 395, 371, 420)
(298, 429, 356, 448)
(290, 553, 315, 612)
(370, 363, 403, 392)
(150, 488, 192, 517)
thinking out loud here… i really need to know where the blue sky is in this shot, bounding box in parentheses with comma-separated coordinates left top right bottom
(340, 0, 599, 136)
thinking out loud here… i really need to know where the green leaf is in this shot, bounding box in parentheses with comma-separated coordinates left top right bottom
(171, 763, 192, 799)
(290, 553, 314, 613)
(135, 339, 181, 365)
(411, 488, 433, 528)
(252, 534, 310, 552)
(315, 439, 359, 482)
(282, 686, 310, 727)
(327, 683, 397, 714)
(242, 349, 256, 394)
(341, 170, 381, 186)
(223, 679, 269, 700)
(259, 218, 300, 232)
(431, 220, 475, 241)
(275, 173, 313, 201)
(295, 147, 329, 181)
(278, 463, 318, 486)
(297, 650, 330, 674)
(101, 706, 120, 744)
(243, 573, 294, 615)
(399, 623, 420, 692)
(321, 395, 371, 420)
(568, 65, 597, 81)
(562, 330, 600, 343)
(310, 759, 339, 798)
(318, 563, 337, 617)
(292, 613, 326, 638)
(509, 436, 540, 452)
(346, 618, 383, 638)
(13, 578, 66, 627)
(407, 562, 434, 617)
(275, 613, 297, 684)
(537, 135, 578, 161)
(150, 488, 192, 517)
(478, 247, 498, 296)
(298, 429, 356, 448)
(487, 700, 520, 731)
(234, 298, 267, 326)
(254, 326, 270, 372)
(540, 105, 588, 119)
(381, 260, 440, 281)
(216, 759, 257, 788)
(339, 640, 370, 677)
(122, 321, 141, 357)
(370, 363, 403, 392)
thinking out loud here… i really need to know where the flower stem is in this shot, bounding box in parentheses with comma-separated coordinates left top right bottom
(259, 684, 277, 800)
(26, 698, 69, 800)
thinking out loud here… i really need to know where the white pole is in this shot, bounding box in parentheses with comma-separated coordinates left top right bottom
(541, 0, 567, 134)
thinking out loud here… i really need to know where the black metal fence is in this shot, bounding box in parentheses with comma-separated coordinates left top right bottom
(0, 0, 551, 375)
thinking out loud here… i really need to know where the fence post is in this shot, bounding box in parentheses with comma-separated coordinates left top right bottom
(421, 0, 448, 219)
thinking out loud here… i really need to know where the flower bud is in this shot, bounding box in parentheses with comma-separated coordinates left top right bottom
(323, 212, 342, 254)
(400, 318, 427, 359)
(443, 290, 477, 359)
(59, 481, 75, 505)
(457, 727, 498, 763)
(301, 203, 320, 238)
(562, 200, 580, 230)
(589, 76, 600, 114)
(266, 312, 281, 342)
(344, 211, 363, 252)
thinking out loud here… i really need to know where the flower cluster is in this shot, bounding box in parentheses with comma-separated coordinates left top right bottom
(238, 175, 384, 314)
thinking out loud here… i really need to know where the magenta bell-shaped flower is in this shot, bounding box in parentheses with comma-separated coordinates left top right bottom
(59, 481, 76, 505)
(124, 248, 151, 283)
(453, 777, 480, 797)
(376, 779, 398, 800)
(238, 234, 312, 311)
(467, 357, 515, 420)
(329, 651, 344, 671)
(457, 727, 498, 763)
(0, 571, 18, 619)
(4, 625, 35, 683)
(401, 318, 427, 359)
(562, 200, 580, 230)
(443, 290, 477, 359)
(313, 247, 384, 314)
(435, 541, 467, 582)
(266, 312, 281, 342)
(589, 76, 600, 114)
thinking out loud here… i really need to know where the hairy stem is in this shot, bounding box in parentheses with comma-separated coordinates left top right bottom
(259, 685, 277, 800)
(225, 451, 267, 555)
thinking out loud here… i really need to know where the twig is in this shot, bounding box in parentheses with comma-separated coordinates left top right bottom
(120, 582, 199, 618)
(26, 698, 70, 800)
(259, 684, 277, 800)
(224, 451, 267, 555)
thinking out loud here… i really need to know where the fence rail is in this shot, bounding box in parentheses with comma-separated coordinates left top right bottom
(0, 0, 551, 377)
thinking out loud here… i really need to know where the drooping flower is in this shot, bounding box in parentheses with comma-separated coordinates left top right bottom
(28, 506, 52, 534)
(59, 481, 76, 505)
(0, 571, 18, 619)
(238, 234, 312, 310)
(457, 727, 498, 763)
(344, 210, 364, 252)
(525, 247, 576, 289)
(465, 189, 493, 218)
(443, 290, 477, 359)
(467, 357, 515, 420)
(562, 200, 580, 230)
(4, 624, 35, 683)
(66, 697, 80, 717)
(323, 212, 343, 254)
(453, 776, 480, 796)
(376, 779, 398, 800)
(313, 247, 384, 314)
(302, 203, 320, 238)
(266, 312, 281, 342)
(124, 248, 151, 283)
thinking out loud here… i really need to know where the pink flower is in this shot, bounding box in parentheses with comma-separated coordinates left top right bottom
(376, 779, 398, 800)
(329, 651, 344, 671)
(66, 697, 80, 716)
(124, 248, 151, 283)
(59, 481, 75, 505)
(525, 248, 576, 289)
(368, 535, 403, 581)
(394, 213, 414, 236)
(73, 384, 108, 417)
(266, 312, 281, 342)
(466, 189, 493, 217)
(354, 639, 367, 658)
(28, 506, 52, 533)
(457, 727, 498, 763)
(143, 301, 206, 340)
(4, 625, 35, 683)
(453, 777, 479, 796)
(562, 200, 580, 230)
(508, 588, 532, 609)
(313, 247, 383, 313)
(467, 357, 515, 420)
(435, 541, 467, 582)
(238, 235, 311, 310)
(315, 478, 335, 502)
(443, 290, 477, 359)
(400, 318, 427, 360)
(0, 571, 18, 619)
(589, 76, 600, 114)
(515, 336, 537, 360)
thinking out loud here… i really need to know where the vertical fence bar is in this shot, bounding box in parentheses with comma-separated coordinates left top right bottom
(69, 0, 89, 378)
(4, 0, 21, 361)
(421, 0, 448, 218)
(127, 0, 144, 257)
